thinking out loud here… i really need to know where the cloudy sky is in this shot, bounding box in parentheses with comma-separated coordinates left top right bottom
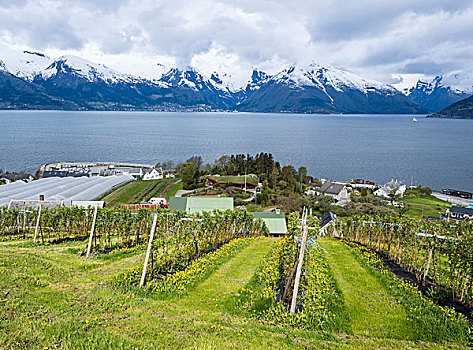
(1, 0, 472, 89)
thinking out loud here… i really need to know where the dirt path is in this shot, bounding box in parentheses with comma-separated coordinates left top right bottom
(0, 240, 26, 245)
(159, 178, 181, 197)
(319, 237, 410, 339)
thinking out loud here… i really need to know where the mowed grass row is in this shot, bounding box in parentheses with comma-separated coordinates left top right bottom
(319, 237, 411, 338)
(400, 195, 451, 219)
(0, 238, 466, 349)
(100, 179, 173, 207)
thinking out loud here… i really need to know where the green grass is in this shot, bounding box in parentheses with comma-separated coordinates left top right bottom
(0, 239, 467, 349)
(319, 237, 411, 339)
(100, 179, 172, 207)
(175, 238, 274, 311)
(164, 180, 183, 200)
(209, 175, 258, 184)
(400, 195, 450, 219)
(339, 239, 470, 344)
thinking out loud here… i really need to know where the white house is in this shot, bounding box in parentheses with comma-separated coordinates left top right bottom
(143, 167, 164, 180)
(374, 187, 390, 198)
(318, 182, 350, 203)
(115, 167, 143, 179)
(375, 179, 407, 198)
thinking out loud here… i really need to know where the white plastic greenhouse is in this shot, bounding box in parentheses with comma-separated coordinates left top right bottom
(0, 175, 133, 207)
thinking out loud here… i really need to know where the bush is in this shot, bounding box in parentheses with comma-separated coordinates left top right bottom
(405, 186, 433, 197)
(234, 192, 251, 199)
(234, 198, 248, 206)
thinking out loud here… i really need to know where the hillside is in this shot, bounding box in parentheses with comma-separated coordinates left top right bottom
(428, 94, 473, 119)
(405, 76, 472, 112)
(0, 70, 77, 110)
(238, 63, 426, 114)
(1, 48, 428, 114)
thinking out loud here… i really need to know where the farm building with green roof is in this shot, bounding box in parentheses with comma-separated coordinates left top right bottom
(169, 197, 234, 213)
(250, 212, 287, 237)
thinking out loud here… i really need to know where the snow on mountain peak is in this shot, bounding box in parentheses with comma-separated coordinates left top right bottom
(246, 68, 271, 91)
(407, 73, 473, 96)
(0, 47, 52, 80)
(274, 61, 396, 94)
(439, 72, 473, 93)
(160, 67, 206, 90)
(40, 55, 137, 84)
(159, 66, 240, 93)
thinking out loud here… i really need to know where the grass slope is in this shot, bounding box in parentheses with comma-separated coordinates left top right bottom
(401, 195, 450, 219)
(100, 179, 172, 207)
(0, 239, 466, 349)
(319, 237, 412, 339)
(209, 175, 258, 184)
(176, 238, 274, 311)
(164, 180, 183, 200)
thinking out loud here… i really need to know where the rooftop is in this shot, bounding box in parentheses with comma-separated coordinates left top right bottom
(169, 197, 234, 213)
(448, 206, 473, 215)
(319, 182, 345, 195)
(250, 212, 287, 234)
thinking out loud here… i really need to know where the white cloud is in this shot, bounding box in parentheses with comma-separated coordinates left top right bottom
(1, 0, 473, 89)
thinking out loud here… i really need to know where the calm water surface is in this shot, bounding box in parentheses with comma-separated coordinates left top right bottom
(0, 110, 472, 191)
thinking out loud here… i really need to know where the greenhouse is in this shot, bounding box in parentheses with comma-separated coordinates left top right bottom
(0, 175, 133, 207)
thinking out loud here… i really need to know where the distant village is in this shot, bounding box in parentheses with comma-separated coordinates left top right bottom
(40, 162, 176, 180)
(1, 157, 473, 230)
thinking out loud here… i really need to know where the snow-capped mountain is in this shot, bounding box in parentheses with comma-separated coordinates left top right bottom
(245, 69, 272, 92)
(0, 48, 52, 81)
(0, 49, 428, 113)
(238, 62, 425, 114)
(0, 69, 77, 109)
(275, 62, 396, 94)
(37, 55, 158, 85)
(159, 67, 241, 108)
(405, 75, 473, 112)
(160, 67, 213, 91)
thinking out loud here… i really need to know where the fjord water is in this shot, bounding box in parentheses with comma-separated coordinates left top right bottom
(0, 110, 472, 192)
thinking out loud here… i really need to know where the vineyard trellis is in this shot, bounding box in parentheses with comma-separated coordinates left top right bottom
(328, 215, 473, 306)
(0, 206, 268, 253)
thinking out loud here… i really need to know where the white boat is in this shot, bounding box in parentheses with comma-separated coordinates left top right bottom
(412, 117, 418, 122)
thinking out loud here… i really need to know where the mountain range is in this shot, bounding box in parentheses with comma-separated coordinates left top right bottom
(0, 48, 470, 115)
(404, 74, 473, 112)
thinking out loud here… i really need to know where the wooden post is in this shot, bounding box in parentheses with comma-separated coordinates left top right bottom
(86, 206, 98, 257)
(282, 260, 298, 301)
(140, 213, 158, 288)
(22, 209, 26, 239)
(290, 210, 308, 314)
(422, 245, 434, 285)
(33, 204, 42, 243)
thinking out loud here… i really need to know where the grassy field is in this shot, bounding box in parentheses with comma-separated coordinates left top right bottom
(209, 175, 259, 184)
(0, 237, 468, 349)
(320, 238, 411, 339)
(99, 179, 173, 207)
(400, 195, 451, 219)
(164, 180, 183, 199)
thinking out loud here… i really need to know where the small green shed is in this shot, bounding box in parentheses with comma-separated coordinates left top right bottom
(169, 197, 234, 213)
(250, 212, 287, 237)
